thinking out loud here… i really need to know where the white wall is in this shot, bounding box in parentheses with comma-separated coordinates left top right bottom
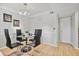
(71, 11, 78, 48)
(0, 8, 29, 48)
(71, 13, 75, 47)
(29, 12, 58, 46)
(74, 12, 78, 48)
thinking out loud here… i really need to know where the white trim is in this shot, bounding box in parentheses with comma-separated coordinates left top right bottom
(42, 43, 57, 47)
(0, 46, 7, 49)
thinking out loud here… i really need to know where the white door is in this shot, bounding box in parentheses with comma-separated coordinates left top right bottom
(60, 17, 71, 43)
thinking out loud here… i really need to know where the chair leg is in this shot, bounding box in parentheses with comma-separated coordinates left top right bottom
(17, 46, 18, 51)
(17, 45, 22, 51)
(19, 45, 22, 49)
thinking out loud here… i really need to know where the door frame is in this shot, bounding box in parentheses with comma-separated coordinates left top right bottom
(58, 16, 72, 43)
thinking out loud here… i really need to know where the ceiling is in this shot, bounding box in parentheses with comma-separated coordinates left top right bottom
(0, 3, 79, 17)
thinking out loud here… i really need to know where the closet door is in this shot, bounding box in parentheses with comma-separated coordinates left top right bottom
(60, 17, 71, 43)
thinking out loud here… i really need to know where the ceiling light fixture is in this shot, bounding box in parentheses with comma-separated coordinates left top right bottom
(19, 3, 30, 16)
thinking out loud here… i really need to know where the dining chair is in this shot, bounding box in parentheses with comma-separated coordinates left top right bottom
(4, 29, 23, 49)
(29, 29, 42, 47)
(16, 29, 25, 42)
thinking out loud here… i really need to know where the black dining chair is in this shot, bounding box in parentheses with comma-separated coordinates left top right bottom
(29, 29, 42, 47)
(34, 29, 42, 47)
(21, 29, 42, 53)
(4, 29, 23, 49)
(16, 29, 25, 42)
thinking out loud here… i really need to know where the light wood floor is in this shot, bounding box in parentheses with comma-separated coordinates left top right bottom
(57, 42, 79, 56)
(26, 42, 79, 56)
(1, 42, 79, 56)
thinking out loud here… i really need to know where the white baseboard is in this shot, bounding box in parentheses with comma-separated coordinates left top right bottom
(0, 46, 7, 49)
(42, 42, 57, 47)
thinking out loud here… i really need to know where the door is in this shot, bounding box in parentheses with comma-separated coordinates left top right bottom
(60, 17, 71, 43)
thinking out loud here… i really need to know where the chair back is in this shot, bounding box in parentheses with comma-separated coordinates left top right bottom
(34, 29, 42, 47)
(4, 29, 11, 48)
(16, 29, 22, 42)
(34, 29, 42, 36)
(17, 29, 22, 36)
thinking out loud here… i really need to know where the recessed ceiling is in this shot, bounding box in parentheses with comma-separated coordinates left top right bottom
(0, 3, 79, 17)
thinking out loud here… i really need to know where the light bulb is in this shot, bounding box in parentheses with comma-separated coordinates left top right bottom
(27, 13, 30, 16)
(24, 11, 28, 15)
(19, 12, 22, 15)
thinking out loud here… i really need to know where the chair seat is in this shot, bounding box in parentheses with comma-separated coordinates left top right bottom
(11, 43, 23, 49)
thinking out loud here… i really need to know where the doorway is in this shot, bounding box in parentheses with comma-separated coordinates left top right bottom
(59, 16, 72, 43)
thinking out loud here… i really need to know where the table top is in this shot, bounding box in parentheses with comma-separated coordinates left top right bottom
(17, 35, 34, 39)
